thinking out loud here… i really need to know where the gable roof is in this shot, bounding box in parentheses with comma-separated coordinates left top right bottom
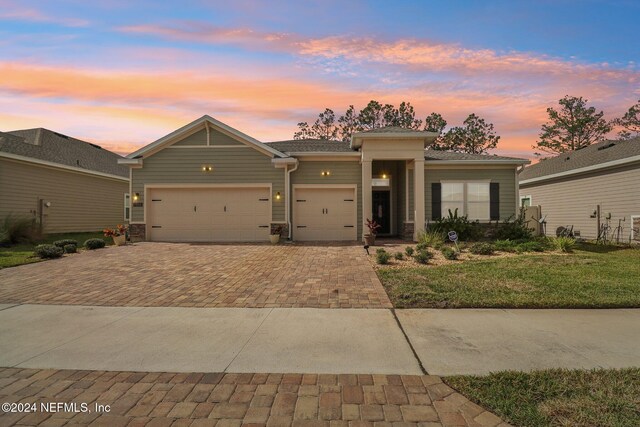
(424, 150, 529, 163)
(519, 137, 640, 183)
(126, 115, 287, 159)
(0, 128, 128, 178)
(266, 139, 353, 153)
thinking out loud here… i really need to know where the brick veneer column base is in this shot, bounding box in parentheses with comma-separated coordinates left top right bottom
(401, 222, 414, 240)
(129, 224, 146, 241)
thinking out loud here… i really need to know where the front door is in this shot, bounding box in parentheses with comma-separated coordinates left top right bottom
(372, 191, 391, 235)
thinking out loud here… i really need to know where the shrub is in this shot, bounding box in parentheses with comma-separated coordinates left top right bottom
(34, 244, 63, 259)
(394, 252, 404, 260)
(493, 239, 517, 252)
(469, 242, 495, 255)
(430, 209, 482, 241)
(418, 230, 446, 248)
(553, 236, 576, 253)
(63, 244, 77, 254)
(515, 241, 546, 253)
(376, 249, 391, 265)
(413, 249, 433, 264)
(405, 246, 414, 256)
(494, 208, 533, 241)
(0, 215, 40, 245)
(84, 238, 106, 250)
(53, 239, 78, 248)
(441, 247, 458, 260)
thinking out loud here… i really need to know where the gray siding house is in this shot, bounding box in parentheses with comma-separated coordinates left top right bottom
(121, 116, 529, 242)
(0, 128, 129, 233)
(519, 138, 640, 242)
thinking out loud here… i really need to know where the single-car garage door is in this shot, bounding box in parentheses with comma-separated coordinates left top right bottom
(293, 186, 357, 241)
(147, 187, 271, 242)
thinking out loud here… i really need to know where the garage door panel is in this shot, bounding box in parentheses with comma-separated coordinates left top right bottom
(293, 187, 357, 241)
(148, 187, 271, 242)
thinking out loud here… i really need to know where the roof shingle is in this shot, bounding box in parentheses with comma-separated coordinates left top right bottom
(424, 150, 528, 162)
(0, 128, 128, 177)
(265, 139, 353, 153)
(519, 138, 640, 181)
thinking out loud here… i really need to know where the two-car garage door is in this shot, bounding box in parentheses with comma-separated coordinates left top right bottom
(293, 187, 357, 241)
(147, 187, 271, 242)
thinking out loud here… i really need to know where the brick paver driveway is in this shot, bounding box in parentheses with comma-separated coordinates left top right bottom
(0, 243, 391, 309)
(0, 368, 509, 427)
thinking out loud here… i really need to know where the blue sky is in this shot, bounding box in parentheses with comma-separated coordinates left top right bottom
(1, 0, 638, 156)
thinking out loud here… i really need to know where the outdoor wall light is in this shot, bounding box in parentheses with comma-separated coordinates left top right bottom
(133, 193, 140, 201)
(382, 173, 388, 179)
(321, 170, 331, 176)
(202, 165, 213, 172)
(275, 191, 281, 200)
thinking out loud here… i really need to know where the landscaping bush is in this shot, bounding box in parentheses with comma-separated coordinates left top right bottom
(515, 240, 546, 253)
(63, 244, 77, 254)
(0, 215, 40, 245)
(394, 252, 404, 260)
(376, 249, 391, 265)
(413, 249, 433, 264)
(405, 246, 414, 257)
(53, 239, 78, 248)
(493, 239, 517, 252)
(469, 242, 495, 255)
(553, 236, 576, 253)
(416, 242, 429, 251)
(430, 209, 482, 241)
(34, 244, 64, 259)
(441, 247, 458, 260)
(494, 208, 533, 241)
(84, 238, 106, 250)
(418, 230, 446, 248)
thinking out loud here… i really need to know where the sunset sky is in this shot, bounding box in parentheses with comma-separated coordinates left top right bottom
(1, 0, 638, 158)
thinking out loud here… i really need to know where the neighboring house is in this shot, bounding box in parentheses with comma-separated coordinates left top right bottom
(519, 138, 640, 242)
(120, 116, 529, 242)
(0, 128, 129, 233)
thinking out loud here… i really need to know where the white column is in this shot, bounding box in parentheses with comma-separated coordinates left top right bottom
(362, 160, 372, 241)
(413, 159, 425, 241)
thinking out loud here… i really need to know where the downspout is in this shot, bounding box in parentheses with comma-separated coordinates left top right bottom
(286, 159, 299, 240)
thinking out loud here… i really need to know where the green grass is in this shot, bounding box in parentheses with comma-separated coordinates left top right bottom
(446, 368, 640, 427)
(0, 231, 109, 269)
(379, 243, 640, 308)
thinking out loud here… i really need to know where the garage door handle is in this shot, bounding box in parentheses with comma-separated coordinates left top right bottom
(344, 225, 354, 228)
(224, 206, 226, 212)
(258, 225, 269, 228)
(297, 226, 307, 228)
(296, 199, 306, 202)
(259, 198, 269, 201)
(152, 199, 162, 202)
(344, 199, 354, 202)
(194, 206, 197, 212)
(151, 226, 162, 228)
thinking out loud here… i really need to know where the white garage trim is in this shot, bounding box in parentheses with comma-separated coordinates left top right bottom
(292, 184, 358, 241)
(143, 183, 272, 225)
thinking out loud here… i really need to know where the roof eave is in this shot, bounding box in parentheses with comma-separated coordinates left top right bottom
(286, 151, 360, 157)
(350, 132, 439, 149)
(425, 159, 530, 165)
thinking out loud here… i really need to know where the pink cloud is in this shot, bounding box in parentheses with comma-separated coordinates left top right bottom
(0, 1, 89, 27)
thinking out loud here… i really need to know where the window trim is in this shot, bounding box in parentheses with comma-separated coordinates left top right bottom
(520, 194, 532, 207)
(124, 193, 130, 222)
(440, 180, 491, 221)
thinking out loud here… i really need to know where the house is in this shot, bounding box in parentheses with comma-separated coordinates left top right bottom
(0, 128, 129, 233)
(519, 137, 640, 242)
(119, 116, 529, 242)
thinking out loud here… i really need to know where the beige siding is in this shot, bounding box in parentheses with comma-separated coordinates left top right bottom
(425, 167, 517, 221)
(290, 160, 362, 238)
(171, 128, 245, 147)
(132, 147, 284, 223)
(521, 164, 640, 240)
(0, 158, 128, 233)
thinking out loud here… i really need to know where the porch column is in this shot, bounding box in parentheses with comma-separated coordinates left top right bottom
(413, 158, 425, 241)
(362, 159, 372, 241)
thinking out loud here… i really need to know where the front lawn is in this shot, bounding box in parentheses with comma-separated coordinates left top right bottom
(379, 243, 640, 308)
(446, 368, 640, 427)
(0, 231, 109, 269)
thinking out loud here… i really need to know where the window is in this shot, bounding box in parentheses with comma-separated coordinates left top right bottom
(441, 182, 464, 217)
(441, 182, 490, 220)
(520, 195, 532, 207)
(124, 193, 130, 221)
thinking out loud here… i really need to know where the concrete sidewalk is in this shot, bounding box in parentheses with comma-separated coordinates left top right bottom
(0, 304, 420, 374)
(398, 308, 640, 375)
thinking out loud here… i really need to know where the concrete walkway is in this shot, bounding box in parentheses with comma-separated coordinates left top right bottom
(0, 305, 420, 374)
(1, 304, 639, 375)
(398, 308, 640, 375)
